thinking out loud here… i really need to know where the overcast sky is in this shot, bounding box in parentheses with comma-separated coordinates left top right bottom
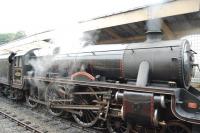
(0, 0, 167, 35)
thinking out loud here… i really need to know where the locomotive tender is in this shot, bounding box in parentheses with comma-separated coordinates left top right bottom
(0, 31, 200, 133)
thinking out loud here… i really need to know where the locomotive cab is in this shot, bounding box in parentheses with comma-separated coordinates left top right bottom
(12, 55, 23, 87)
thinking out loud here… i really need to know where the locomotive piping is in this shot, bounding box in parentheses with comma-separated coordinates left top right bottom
(119, 60, 124, 78)
(146, 19, 163, 42)
(136, 61, 150, 87)
(154, 95, 166, 108)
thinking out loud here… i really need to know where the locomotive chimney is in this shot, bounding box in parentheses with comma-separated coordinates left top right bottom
(146, 19, 163, 42)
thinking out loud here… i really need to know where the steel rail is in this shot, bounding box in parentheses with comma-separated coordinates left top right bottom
(0, 109, 45, 133)
(0, 97, 103, 133)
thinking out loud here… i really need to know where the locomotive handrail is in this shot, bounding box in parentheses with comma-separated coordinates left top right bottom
(27, 44, 181, 58)
(24, 76, 177, 95)
(57, 45, 181, 57)
(186, 49, 197, 55)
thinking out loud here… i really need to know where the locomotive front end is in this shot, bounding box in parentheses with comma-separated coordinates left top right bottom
(123, 39, 195, 89)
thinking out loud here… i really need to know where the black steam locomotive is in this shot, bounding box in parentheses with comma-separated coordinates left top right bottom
(0, 31, 200, 133)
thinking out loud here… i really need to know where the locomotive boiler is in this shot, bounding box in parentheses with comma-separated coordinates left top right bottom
(61, 33, 194, 89)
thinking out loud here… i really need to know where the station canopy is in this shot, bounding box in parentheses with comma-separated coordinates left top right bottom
(79, 0, 200, 44)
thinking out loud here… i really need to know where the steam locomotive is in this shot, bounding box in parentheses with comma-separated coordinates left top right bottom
(0, 30, 200, 133)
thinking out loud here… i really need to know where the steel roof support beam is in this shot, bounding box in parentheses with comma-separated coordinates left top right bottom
(162, 20, 176, 39)
(97, 27, 200, 44)
(103, 28, 122, 39)
(97, 35, 145, 44)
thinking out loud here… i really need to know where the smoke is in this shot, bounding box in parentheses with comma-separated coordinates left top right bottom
(51, 27, 100, 55)
(26, 16, 101, 100)
(80, 30, 100, 47)
(145, 1, 167, 43)
(146, 2, 163, 32)
(28, 56, 55, 77)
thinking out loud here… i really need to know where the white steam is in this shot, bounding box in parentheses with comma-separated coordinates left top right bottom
(26, 17, 101, 94)
(146, 1, 164, 32)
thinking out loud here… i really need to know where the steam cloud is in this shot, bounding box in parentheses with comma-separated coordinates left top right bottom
(26, 25, 100, 100)
(146, 2, 163, 34)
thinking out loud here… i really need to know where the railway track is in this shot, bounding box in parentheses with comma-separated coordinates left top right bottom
(0, 108, 45, 133)
(0, 95, 103, 133)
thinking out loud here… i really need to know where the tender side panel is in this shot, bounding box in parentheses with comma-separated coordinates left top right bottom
(0, 59, 9, 85)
